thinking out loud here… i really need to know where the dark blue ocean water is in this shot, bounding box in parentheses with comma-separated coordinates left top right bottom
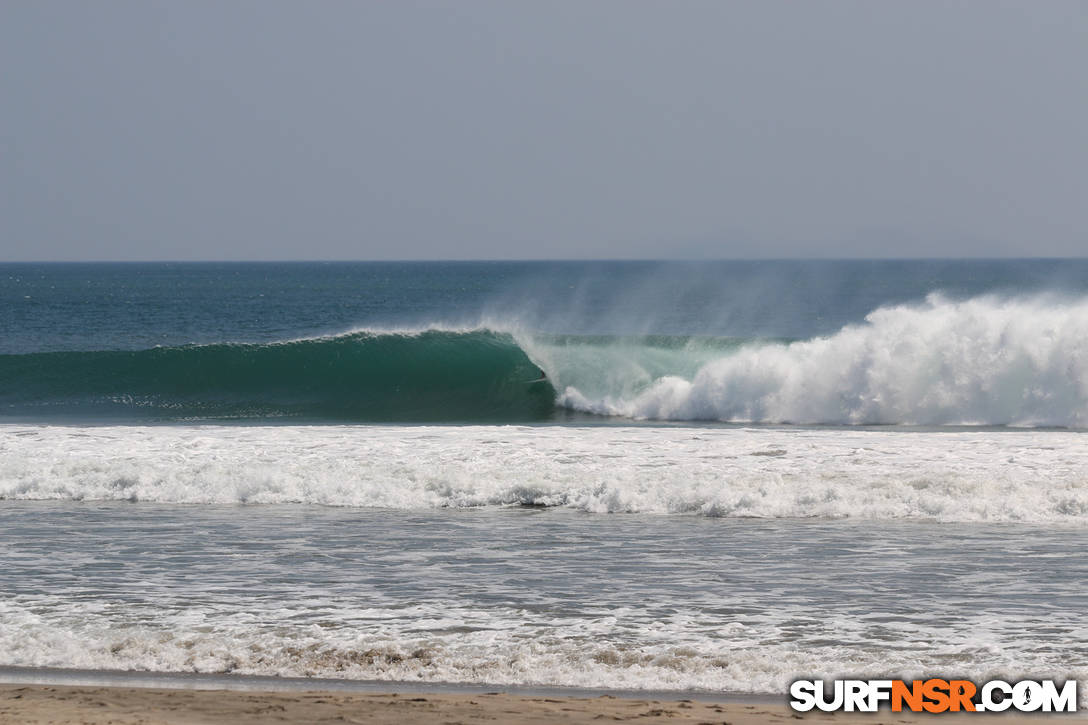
(3, 260, 1087, 352)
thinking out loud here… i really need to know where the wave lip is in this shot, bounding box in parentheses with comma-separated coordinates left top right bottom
(555, 294, 1088, 428)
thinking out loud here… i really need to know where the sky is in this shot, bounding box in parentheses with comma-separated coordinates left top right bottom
(1, 1, 1085, 261)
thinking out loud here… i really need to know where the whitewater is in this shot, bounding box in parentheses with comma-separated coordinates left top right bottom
(539, 293, 1088, 427)
(2, 424, 1087, 523)
(2, 260, 1086, 701)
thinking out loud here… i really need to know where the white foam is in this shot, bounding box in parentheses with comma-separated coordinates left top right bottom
(2, 424, 1087, 523)
(1, 598, 1082, 696)
(550, 294, 1088, 427)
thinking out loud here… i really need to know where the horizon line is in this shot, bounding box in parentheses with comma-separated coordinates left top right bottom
(3, 256, 1088, 264)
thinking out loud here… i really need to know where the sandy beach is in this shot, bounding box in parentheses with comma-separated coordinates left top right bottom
(3, 684, 1085, 725)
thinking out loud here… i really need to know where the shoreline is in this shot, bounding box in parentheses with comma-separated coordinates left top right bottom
(3, 682, 1083, 725)
(0, 665, 775, 703)
(2, 670, 1085, 724)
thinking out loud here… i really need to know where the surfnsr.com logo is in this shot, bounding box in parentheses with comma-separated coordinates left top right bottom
(790, 679, 1077, 713)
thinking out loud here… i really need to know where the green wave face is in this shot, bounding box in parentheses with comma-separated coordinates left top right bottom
(0, 330, 558, 422)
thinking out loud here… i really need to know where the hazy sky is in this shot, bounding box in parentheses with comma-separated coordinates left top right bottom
(2, 1, 1085, 261)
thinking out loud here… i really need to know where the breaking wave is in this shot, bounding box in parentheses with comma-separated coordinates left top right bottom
(545, 294, 1088, 427)
(2, 295, 1087, 426)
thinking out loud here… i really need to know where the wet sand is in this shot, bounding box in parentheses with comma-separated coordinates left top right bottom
(2, 683, 1082, 725)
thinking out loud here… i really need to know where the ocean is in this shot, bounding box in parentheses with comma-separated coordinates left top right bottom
(1, 260, 1086, 695)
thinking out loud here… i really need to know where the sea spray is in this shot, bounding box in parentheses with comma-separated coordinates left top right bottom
(554, 294, 1088, 427)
